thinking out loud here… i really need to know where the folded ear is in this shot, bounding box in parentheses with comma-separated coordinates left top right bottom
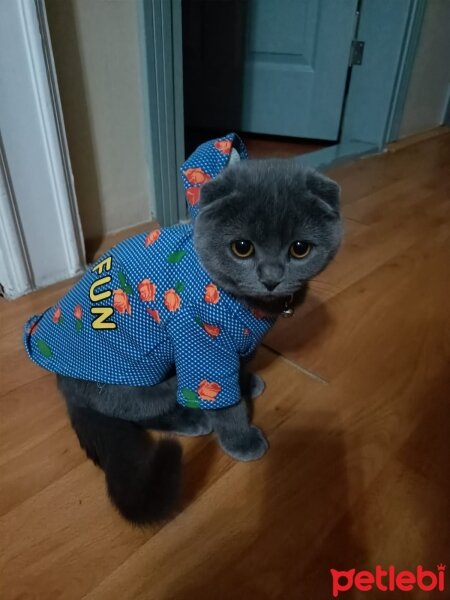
(306, 169, 341, 213)
(199, 169, 236, 208)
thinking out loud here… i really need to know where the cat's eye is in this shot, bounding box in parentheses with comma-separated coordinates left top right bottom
(290, 241, 311, 259)
(231, 240, 254, 258)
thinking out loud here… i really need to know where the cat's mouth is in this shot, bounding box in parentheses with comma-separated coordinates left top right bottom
(247, 281, 306, 301)
(240, 283, 309, 317)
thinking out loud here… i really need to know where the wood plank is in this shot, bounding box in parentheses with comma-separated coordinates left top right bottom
(0, 350, 320, 599)
(0, 376, 67, 466)
(0, 131, 449, 600)
(0, 424, 83, 517)
(328, 131, 450, 206)
(387, 125, 449, 153)
(265, 179, 450, 375)
(83, 356, 450, 600)
(266, 219, 449, 381)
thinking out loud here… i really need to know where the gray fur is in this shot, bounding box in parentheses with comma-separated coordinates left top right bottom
(194, 158, 342, 310)
(58, 369, 263, 439)
(58, 370, 268, 462)
(56, 158, 342, 522)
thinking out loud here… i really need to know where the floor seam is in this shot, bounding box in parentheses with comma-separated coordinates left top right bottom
(261, 344, 329, 385)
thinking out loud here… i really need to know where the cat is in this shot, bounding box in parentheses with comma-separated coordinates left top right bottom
(26, 149, 342, 524)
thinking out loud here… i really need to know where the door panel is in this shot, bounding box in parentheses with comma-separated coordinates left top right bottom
(241, 0, 358, 139)
(246, 0, 318, 59)
(182, 0, 357, 142)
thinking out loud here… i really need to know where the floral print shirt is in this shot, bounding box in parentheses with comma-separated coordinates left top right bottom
(23, 134, 276, 410)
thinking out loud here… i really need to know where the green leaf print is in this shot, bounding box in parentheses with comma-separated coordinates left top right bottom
(167, 250, 187, 264)
(118, 271, 133, 294)
(194, 316, 203, 327)
(75, 319, 83, 332)
(174, 281, 186, 294)
(36, 339, 53, 358)
(182, 388, 200, 409)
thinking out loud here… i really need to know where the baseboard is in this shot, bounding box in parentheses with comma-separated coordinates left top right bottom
(296, 141, 378, 171)
(387, 125, 450, 153)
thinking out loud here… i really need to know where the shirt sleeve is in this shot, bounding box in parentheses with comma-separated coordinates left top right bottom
(167, 305, 241, 410)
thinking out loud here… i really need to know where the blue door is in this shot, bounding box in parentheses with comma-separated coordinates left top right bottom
(183, 0, 358, 143)
(240, 0, 358, 139)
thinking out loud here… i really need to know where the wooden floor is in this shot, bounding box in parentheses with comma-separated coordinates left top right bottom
(1, 129, 449, 599)
(244, 133, 331, 159)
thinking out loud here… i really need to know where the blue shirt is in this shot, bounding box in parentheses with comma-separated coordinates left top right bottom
(23, 134, 275, 410)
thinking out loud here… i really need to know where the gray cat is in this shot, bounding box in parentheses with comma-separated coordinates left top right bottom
(55, 158, 342, 524)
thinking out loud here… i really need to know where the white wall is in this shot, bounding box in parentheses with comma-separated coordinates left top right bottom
(399, 0, 450, 138)
(45, 0, 154, 240)
(1, 0, 85, 295)
(0, 155, 31, 298)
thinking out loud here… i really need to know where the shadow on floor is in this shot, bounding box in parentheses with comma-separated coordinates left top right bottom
(164, 417, 368, 599)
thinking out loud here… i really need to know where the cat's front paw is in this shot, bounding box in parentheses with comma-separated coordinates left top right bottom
(249, 373, 265, 399)
(219, 426, 268, 461)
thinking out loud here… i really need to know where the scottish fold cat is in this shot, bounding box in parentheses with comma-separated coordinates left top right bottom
(26, 141, 342, 524)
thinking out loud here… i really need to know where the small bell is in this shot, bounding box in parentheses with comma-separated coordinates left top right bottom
(281, 295, 294, 318)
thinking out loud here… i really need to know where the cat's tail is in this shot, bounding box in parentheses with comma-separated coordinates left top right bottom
(67, 403, 182, 524)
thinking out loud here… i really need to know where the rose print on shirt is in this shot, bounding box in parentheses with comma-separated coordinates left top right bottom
(113, 289, 131, 315)
(181, 380, 222, 408)
(214, 140, 232, 154)
(52, 306, 63, 325)
(194, 316, 221, 337)
(74, 304, 83, 332)
(144, 229, 161, 247)
(138, 279, 156, 302)
(184, 168, 211, 185)
(164, 289, 181, 312)
(203, 323, 221, 337)
(204, 283, 220, 304)
(197, 380, 221, 401)
(185, 186, 201, 206)
(146, 308, 161, 324)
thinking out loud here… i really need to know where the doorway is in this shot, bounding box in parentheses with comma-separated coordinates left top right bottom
(182, 0, 358, 158)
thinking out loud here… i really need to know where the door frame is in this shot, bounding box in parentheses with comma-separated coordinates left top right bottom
(138, 0, 186, 227)
(294, 0, 427, 169)
(384, 0, 427, 143)
(340, 0, 427, 149)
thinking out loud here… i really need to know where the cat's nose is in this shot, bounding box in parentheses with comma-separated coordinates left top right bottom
(262, 280, 280, 291)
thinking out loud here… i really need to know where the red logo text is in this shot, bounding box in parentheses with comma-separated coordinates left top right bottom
(330, 564, 446, 597)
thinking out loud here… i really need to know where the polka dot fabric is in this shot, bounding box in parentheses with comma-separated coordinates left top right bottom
(23, 134, 274, 410)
